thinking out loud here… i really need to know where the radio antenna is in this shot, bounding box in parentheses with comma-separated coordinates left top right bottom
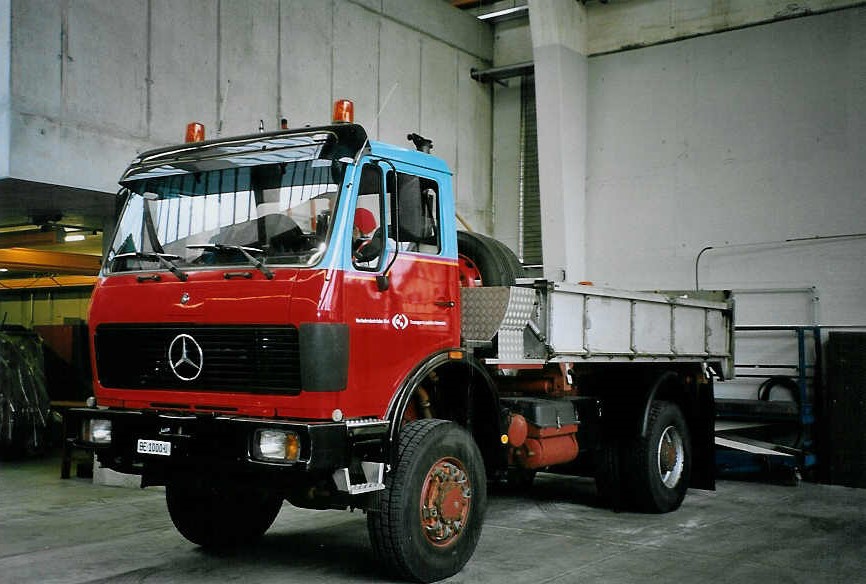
(376, 82, 399, 125)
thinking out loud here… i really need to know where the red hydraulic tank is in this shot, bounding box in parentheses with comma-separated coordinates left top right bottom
(512, 423, 579, 469)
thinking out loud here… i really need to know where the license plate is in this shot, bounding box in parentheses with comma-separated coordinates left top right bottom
(136, 439, 172, 456)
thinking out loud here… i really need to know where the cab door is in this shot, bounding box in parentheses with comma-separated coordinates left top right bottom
(342, 160, 459, 417)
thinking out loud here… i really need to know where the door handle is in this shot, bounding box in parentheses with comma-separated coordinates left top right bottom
(434, 300, 456, 308)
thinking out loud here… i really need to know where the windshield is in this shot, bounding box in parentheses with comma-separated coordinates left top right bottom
(107, 158, 343, 274)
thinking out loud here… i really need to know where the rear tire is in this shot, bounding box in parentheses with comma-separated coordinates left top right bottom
(368, 419, 487, 583)
(595, 438, 625, 510)
(166, 479, 283, 549)
(623, 401, 691, 513)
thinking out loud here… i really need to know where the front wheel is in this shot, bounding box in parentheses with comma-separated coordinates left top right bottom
(368, 419, 487, 583)
(623, 401, 692, 513)
(166, 479, 283, 549)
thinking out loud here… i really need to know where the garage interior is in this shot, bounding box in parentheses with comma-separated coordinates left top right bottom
(1, 0, 865, 582)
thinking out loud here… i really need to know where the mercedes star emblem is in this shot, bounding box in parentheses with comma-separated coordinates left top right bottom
(167, 333, 204, 381)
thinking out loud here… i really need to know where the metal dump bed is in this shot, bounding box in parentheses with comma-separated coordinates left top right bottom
(462, 281, 734, 379)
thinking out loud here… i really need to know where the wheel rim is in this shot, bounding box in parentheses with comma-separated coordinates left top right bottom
(457, 254, 482, 287)
(657, 425, 684, 488)
(420, 457, 472, 548)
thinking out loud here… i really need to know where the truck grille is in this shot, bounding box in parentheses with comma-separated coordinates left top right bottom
(94, 325, 301, 394)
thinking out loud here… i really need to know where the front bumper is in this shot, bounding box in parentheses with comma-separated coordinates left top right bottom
(68, 408, 388, 484)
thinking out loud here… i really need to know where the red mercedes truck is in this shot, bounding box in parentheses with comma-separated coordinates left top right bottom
(71, 101, 733, 582)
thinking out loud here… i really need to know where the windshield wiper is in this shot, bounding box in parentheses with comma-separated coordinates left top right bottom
(187, 244, 275, 280)
(114, 252, 189, 281)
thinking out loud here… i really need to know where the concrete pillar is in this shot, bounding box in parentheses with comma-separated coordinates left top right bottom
(528, 0, 588, 282)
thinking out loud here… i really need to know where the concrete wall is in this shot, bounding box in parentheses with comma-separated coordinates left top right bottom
(585, 7, 866, 329)
(491, 19, 530, 253)
(491, 6, 865, 327)
(5, 0, 494, 229)
(588, 0, 865, 55)
(0, 0, 9, 179)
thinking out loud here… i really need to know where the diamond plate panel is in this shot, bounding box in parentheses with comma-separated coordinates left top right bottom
(461, 286, 536, 361)
(498, 287, 536, 362)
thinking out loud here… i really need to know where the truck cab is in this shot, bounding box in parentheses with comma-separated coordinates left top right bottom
(95, 122, 462, 422)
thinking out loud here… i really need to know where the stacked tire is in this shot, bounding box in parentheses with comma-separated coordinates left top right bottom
(456, 231, 522, 287)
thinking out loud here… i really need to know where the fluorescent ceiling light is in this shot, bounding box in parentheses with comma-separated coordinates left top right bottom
(65, 234, 86, 242)
(478, 6, 528, 20)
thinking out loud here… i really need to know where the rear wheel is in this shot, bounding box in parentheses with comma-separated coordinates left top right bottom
(166, 478, 283, 549)
(623, 401, 691, 513)
(368, 419, 487, 582)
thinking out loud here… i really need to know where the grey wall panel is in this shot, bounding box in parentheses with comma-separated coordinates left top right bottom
(588, 0, 864, 55)
(493, 19, 532, 68)
(491, 83, 520, 252)
(333, 1, 379, 136)
(420, 38, 457, 173)
(149, 0, 218, 144)
(10, 0, 61, 117)
(383, 0, 491, 61)
(584, 8, 866, 324)
(11, 111, 144, 193)
(377, 18, 421, 145)
(66, 0, 148, 137)
(0, 0, 11, 178)
(280, 0, 332, 128)
(348, 0, 381, 12)
(455, 51, 492, 234)
(219, 0, 279, 136)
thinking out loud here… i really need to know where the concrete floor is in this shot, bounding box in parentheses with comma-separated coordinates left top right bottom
(2, 453, 866, 583)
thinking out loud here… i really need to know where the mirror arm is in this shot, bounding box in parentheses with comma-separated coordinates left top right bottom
(373, 158, 399, 292)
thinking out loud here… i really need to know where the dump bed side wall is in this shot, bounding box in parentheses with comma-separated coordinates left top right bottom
(461, 283, 734, 378)
(546, 283, 734, 377)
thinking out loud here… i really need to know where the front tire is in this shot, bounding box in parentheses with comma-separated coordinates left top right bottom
(623, 401, 691, 513)
(368, 419, 487, 583)
(166, 479, 283, 549)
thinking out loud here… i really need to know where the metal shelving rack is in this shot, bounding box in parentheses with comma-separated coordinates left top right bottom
(714, 325, 822, 482)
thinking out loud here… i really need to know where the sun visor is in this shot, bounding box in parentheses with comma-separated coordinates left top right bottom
(120, 124, 368, 185)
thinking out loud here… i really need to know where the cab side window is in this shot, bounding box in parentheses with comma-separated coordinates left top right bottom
(352, 164, 385, 270)
(386, 171, 440, 254)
